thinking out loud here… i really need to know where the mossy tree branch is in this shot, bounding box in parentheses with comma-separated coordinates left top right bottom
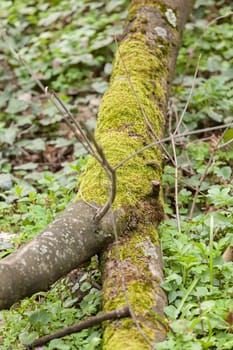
(0, 1, 195, 349)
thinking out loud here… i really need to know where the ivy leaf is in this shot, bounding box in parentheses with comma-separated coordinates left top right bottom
(90, 37, 113, 51)
(216, 166, 232, 180)
(29, 310, 50, 326)
(164, 305, 178, 320)
(14, 163, 38, 170)
(91, 80, 108, 93)
(19, 331, 38, 346)
(0, 125, 18, 145)
(18, 138, 46, 151)
(0, 173, 13, 190)
(39, 11, 67, 26)
(6, 98, 28, 114)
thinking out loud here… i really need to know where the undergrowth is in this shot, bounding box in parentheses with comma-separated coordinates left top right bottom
(157, 0, 233, 349)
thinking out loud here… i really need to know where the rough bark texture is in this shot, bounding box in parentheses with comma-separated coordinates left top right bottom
(92, 0, 195, 348)
(0, 202, 123, 309)
(0, 0, 195, 348)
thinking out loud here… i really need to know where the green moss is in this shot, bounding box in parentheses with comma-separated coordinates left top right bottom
(78, 134, 162, 207)
(77, 34, 166, 208)
(118, 226, 159, 261)
(128, 1, 170, 23)
(102, 280, 160, 350)
(102, 227, 161, 315)
(103, 323, 153, 350)
(128, 2, 157, 22)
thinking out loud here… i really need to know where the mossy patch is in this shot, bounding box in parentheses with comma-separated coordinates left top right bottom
(102, 227, 162, 318)
(102, 279, 162, 350)
(78, 133, 163, 207)
(103, 322, 153, 350)
(77, 33, 166, 209)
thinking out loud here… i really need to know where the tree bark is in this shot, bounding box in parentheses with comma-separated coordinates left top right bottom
(0, 0, 195, 347)
(96, 1, 195, 348)
(0, 202, 123, 310)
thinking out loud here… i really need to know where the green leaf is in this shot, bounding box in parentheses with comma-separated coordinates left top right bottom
(18, 138, 46, 151)
(6, 98, 28, 114)
(48, 338, 70, 350)
(16, 115, 35, 126)
(91, 80, 108, 93)
(0, 88, 11, 108)
(14, 163, 38, 170)
(0, 173, 13, 190)
(223, 129, 233, 150)
(207, 109, 223, 122)
(80, 281, 92, 292)
(215, 166, 232, 180)
(164, 305, 178, 320)
(19, 331, 38, 345)
(29, 309, 50, 326)
(0, 125, 18, 145)
(90, 37, 113, 51)
(39, 12, 66, 26)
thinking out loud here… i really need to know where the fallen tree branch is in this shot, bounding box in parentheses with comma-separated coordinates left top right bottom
(0, 202, 124, 310)
(27, 306, 130, 348)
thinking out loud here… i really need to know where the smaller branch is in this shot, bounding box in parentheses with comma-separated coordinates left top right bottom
(78, 185, 99, 210)
(114, 123, 232, 170)
(28, 306, 130, 348)
(189, 148, 215, 220)
(170, 133, 181, 233)
(173, 55, 201, 135)
(168, 103, 181, 233)
(188, 127, 229, 220)
(78, 121, 117, 222)
(51, 92, 99, 160)
(94, 168, 116, 222)
(2, 33, 116, 222)
(217, 137, 233, 150)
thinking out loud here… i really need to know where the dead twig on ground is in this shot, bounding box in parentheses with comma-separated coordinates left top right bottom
(28, 306, 130, 348)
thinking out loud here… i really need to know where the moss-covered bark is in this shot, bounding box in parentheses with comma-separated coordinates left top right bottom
(0, 202, 123, 310)
(77, 0, 195, 348)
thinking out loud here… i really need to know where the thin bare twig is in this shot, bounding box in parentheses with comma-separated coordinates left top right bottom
(174, 55, 201, 135)
(2, 32, 116, 222)
(51, 91, 99, 159)
(168, 102, 181, 233)
(114, 123, 232, 170)
(189, 130, 228, 220)
(170, 134, 181, 232)
(28, 306, 130, 348)
(189, 147, 215, 220)
(169, 63, 199, 232)
(217, 137, 233, 150)
(78, 185, 99, 210)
